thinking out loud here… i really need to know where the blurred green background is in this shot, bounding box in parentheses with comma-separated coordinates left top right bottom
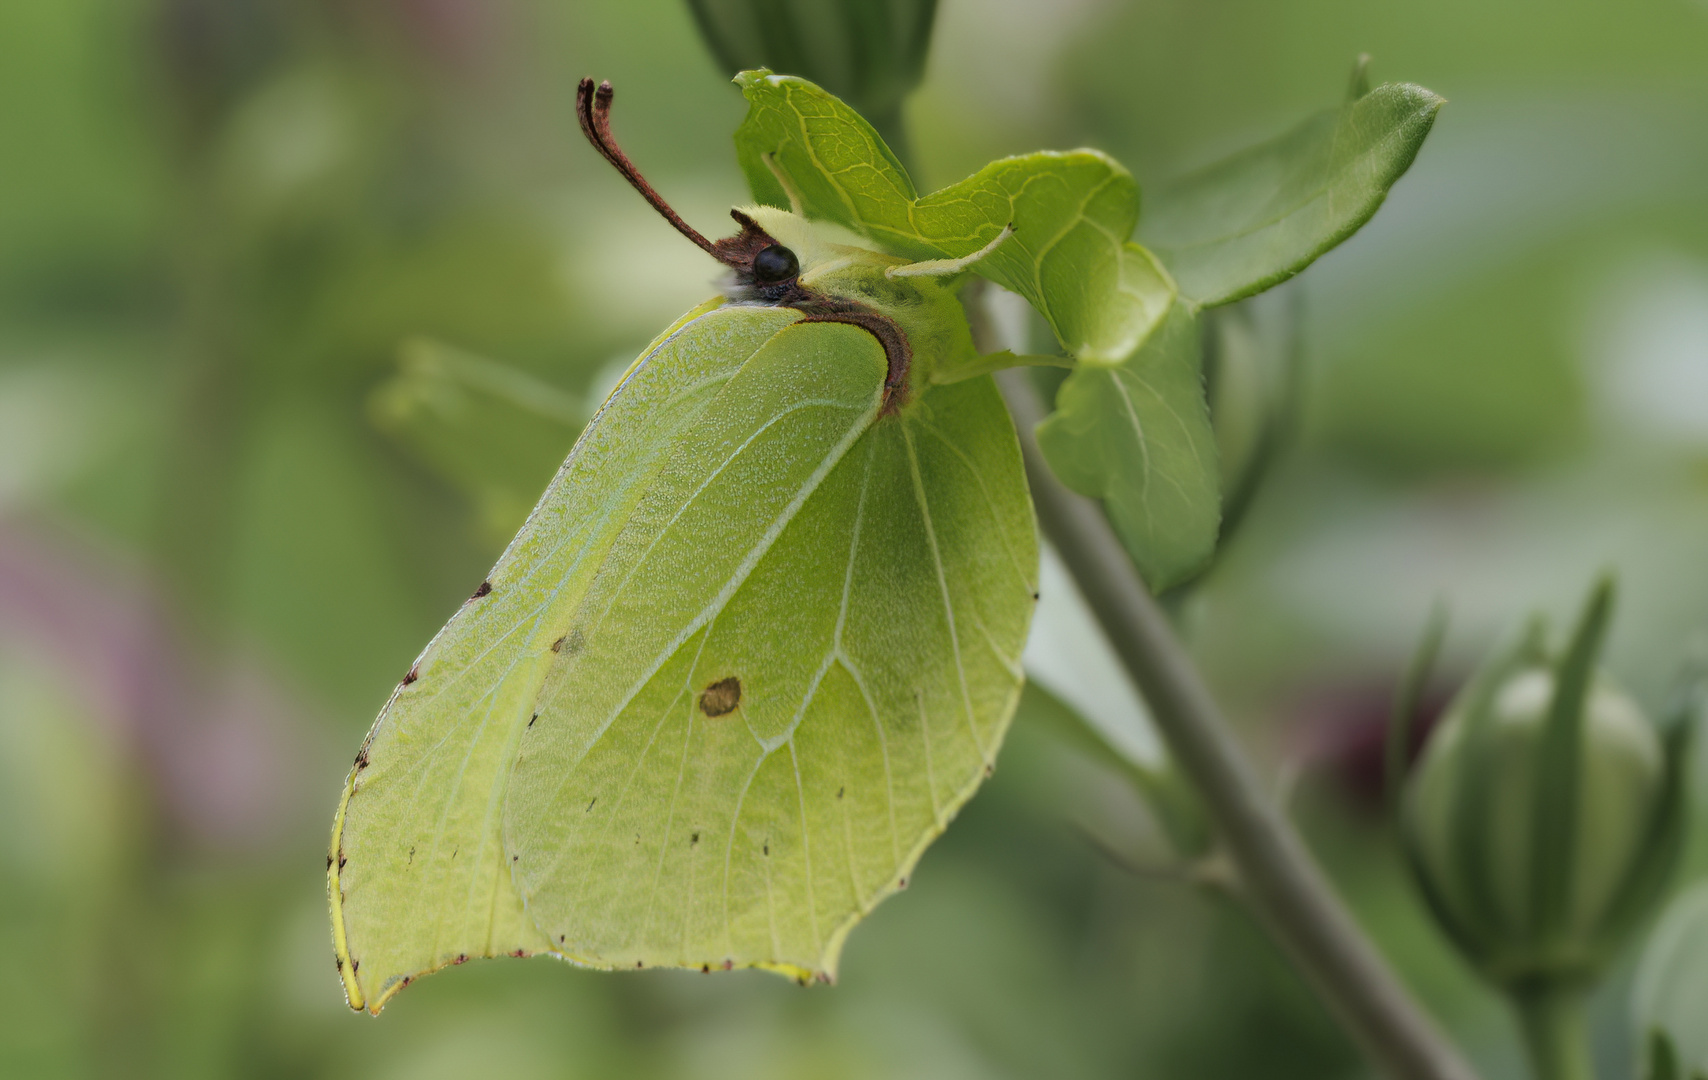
(3, 0, 1707, 1077)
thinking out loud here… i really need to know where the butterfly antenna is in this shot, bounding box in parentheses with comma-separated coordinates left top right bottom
(576, 78, 721, 260)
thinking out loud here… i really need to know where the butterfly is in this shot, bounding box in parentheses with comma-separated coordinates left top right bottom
(328, 76, 1037, 1011)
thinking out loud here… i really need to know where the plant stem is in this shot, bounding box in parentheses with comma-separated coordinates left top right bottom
(1514, 986, 1596, 1080)
(995, 369, 1480, 1080)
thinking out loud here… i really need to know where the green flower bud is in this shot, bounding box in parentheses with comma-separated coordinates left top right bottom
(1393, 580, 1690, 992)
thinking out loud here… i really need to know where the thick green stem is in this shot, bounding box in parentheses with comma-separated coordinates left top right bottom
(1514, 987, 1596, 1080)
(994, 369, 1479, 1080)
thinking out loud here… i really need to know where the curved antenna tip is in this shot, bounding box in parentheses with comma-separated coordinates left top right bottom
(573, 76, 722, 261)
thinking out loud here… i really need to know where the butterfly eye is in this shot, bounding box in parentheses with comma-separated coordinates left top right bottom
(751, 244, 799, 284)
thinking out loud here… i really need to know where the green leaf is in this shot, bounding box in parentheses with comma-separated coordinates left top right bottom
(330, 300, 1037, 1008)
(733, 71, 1176, 364)
(911, 156, 1176, 364)
(1645, 1030, 1683, 1080)
(1655, 1033, 1686, 1080)
(733, 70, 919, 240)
(1033, 303, 1219, 587)
(1141, 81, 1444, 308)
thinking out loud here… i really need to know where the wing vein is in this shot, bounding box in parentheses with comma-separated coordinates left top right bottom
(902, 422, 989, 767)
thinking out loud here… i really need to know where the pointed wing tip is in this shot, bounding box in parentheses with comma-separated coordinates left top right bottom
(333, 951, 368, 1012)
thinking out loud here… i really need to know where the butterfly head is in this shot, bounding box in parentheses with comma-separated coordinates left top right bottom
(577, 78, 894, 304)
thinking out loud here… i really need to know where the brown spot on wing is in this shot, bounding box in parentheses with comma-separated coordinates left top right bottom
(699, 676, 742, 717)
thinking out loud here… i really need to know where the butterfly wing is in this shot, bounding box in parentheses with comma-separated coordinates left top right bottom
(507, 343, 1036, 981)
(331, 299, 1037, 1009)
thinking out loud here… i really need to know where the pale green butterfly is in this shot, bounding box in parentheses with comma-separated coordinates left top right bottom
(328, 78, 1037, 1011)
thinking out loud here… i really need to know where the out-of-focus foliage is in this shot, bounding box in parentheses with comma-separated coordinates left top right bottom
(4, 0, 1708, 1077)
(1635, 884, 1708, 1078)
(369, 336, 585, 545)
(1641, 1031, 1708, 1080)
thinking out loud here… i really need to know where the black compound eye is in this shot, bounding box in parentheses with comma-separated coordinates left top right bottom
(751, 244, 799, 284)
